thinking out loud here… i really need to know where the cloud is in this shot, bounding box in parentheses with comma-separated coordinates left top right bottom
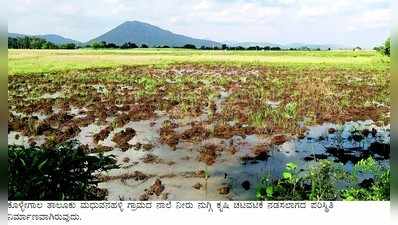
(7, 0, 391, 47)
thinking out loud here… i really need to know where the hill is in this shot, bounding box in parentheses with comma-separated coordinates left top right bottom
(88, 21, 221, 48)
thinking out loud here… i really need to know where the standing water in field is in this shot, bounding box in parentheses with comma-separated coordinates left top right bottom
(95, 119, 389, 201)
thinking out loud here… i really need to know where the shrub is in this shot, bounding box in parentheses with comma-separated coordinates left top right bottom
(183, 44, 196, 49)
(256, 157, 389, 201)
(8, 140, 118, 200)
(384, 37, 390, 56)
(341, 157, 390, 200)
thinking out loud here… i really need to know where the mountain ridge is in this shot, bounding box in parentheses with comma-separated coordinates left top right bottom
(87, 21, 221, 47)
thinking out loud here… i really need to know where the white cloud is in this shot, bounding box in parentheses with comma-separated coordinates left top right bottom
(7, 0, 391, 47)
(349, 8, 391, 30)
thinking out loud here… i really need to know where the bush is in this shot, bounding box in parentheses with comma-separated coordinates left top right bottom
(183, 44, 196, 49)
(256, 157, 389, 201)
(341, 157, 390, 200)
(375, 37, 391, 56)
(9, 141, 118, 200)
(91, 41, 105, 49)
(384, 37, 390, 56)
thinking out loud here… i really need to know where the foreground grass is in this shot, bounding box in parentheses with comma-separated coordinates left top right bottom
(8, 49, 390, 75)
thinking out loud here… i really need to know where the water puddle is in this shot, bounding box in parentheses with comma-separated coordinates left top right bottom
(96, 119, 389, 201)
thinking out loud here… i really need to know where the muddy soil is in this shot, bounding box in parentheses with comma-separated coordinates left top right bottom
(8, 64, 390, 200)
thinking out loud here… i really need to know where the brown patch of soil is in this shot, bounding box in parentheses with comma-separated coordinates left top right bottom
(251, 144, 270, 160)
(93, 126, 112, 144)
(99, 171, 150, 182)
(180, 122, 210, 141)
(198, 144, 222, 165)
(112, 128, 136, 150)
(159, 126, 179, 149)
(141, 153, 161, 164)
(271, 135, 288, 145)
(218, 186, 230, 195)
(146, 179, 165, 196)
(193, 183, 202, 190)
(91, 145, 113, 153)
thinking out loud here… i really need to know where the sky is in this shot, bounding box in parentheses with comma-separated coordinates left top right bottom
(7, 0, 391, 48)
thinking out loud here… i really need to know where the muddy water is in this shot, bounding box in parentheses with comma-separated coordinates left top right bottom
(93, 119, 389, 201)
(7, 87, 390, 200)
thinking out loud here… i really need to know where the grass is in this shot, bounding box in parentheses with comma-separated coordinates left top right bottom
(8, 48, 390, 75)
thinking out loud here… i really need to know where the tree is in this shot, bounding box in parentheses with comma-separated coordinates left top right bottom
(384, 37, 390, 56)
(183, 44, 196, 49)
(271, 46, 281, 51)
(91, 42, 104, 49)
(42, 42, 58, 49)
(8, 38, 18, 48)
(60, 43, 76, 49)
(105, 42, 118, 48)
(120, 42, 129, 49)
(141, 44, 149, 48)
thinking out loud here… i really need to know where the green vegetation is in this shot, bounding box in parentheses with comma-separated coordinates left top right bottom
(374, 37, 391, 57)
(8, 49, 389, 75)
(256, 157, 390, 201)
(8, 141, 118, 200)
(8, 36, 77, 49)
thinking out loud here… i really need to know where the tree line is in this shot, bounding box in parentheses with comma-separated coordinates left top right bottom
(8, 36, 391, 55)
(89, 41, 318, 51)
(8, 36, 77, 49)
(7, 37, 320, 51)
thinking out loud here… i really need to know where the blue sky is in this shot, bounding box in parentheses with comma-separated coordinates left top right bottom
(7, 0, 391, 48)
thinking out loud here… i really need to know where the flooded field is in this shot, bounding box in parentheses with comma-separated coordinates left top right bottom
(8, 61, 390, 200)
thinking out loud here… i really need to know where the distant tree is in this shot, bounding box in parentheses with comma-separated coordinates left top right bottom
(120, 43, 129, 49)
(91, 42, 104, 49)
(264, 46, 271, 51)
(130, 43, 138, 48)
(42, 42, 58, 49)
(120, 42, 138, 49)
(60, 43, 76, 49)
(270, 46, 281, 51)
(8, 36, 53, 49)
(299, 46, 310, 51)
(384, 37, 390, 56)
(221, 44, 227, 50)
(183, 44, 196, 49)
(30, 37, 46, 49)
(141, 44, 149, 48)
(105, 42, 118, 48)
(247, 46, 257, 50)
(8, 38, 18, 48)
